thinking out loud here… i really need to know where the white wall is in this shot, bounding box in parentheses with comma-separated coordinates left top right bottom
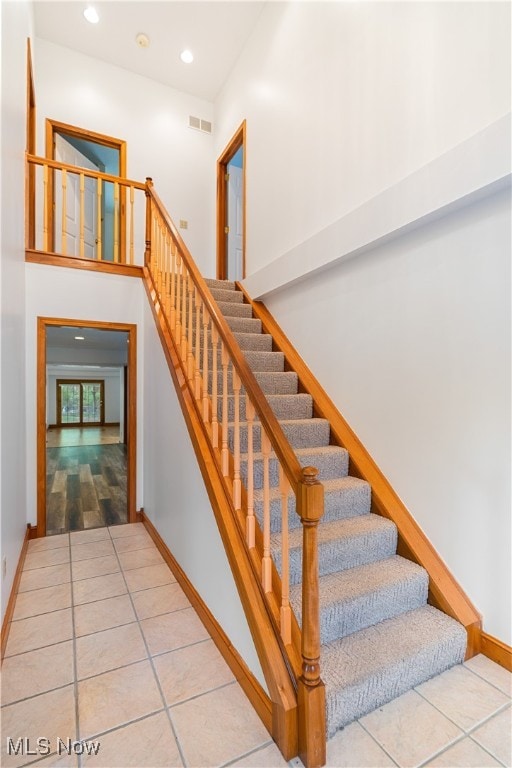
(215, 1, 511, 274)
(214, 2, 512, 644)
(33, 38, 216, 274)
(25, 264, 145, 519)
(46, 366, 122, 425)
(0, 0, 33, 621)
(142, 298, 266, 690)
(265, 185, 511, 645)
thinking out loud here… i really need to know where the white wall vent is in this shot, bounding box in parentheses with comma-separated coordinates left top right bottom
(189, 115, 212, 134)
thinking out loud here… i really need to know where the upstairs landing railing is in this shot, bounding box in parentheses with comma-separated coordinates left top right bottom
(144, 180, 326, 768)
(26, 154, 146, 266)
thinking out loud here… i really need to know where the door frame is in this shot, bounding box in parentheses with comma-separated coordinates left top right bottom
(45, 119, 127, 259)
(56, 378, 106, 427)
(216, 120, 246, 280)
(37, 317, 137, 537)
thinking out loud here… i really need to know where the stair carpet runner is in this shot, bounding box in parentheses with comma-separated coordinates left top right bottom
(203, 278, 466, 738)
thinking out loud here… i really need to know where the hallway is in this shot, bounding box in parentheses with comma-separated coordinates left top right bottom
(1, 524, 510, 768)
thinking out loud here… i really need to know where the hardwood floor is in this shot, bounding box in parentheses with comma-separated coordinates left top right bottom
(46, 425, 120, 448)
(46, 442, 127, 534)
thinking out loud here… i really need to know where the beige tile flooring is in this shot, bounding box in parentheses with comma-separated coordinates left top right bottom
(1, 523, 510, 768)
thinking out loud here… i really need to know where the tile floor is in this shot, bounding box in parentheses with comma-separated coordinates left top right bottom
(1, 523, 511, 768)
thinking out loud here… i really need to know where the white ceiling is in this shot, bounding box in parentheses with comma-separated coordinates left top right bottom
(33, 1, 266, 102)
(46, 326, 129, 351)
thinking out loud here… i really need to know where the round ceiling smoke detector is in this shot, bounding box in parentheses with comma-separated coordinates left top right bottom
(135, 33, 150, 48)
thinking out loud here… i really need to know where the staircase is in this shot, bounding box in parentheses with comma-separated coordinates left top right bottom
(204, 277, 467, 738)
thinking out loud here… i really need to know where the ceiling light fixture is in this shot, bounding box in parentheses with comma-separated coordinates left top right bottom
(74, 335, 85, 340)
(83, 6, 99, 24)
(180, 49, 194, 64)
(135, 33, 150, 48)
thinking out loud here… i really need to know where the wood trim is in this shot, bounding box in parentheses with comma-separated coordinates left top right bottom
(217, 121, 246, 280)
(141, 510, 273, 731)
(44, 121, 127, 260)
(480, 632, 512, 672)
(238, 284, 483, 658)
(142, 271, 298, 761)
(27, 154, 144, 189)
(1, 525, 31, 661)
(26, 39, 36, 249)
(37, 318, 137, 537)
(26, 249, 143, 278)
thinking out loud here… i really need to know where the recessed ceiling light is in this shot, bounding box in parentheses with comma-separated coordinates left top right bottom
(83, 6, 99, 24)
(136, 33, 150, 48)
(74, 335, 85, 340)
(180, 49, 194, 64)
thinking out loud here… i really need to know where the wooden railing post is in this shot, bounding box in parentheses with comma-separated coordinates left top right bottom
(297, 466, 326, 768)
(144, 177, 153, 267)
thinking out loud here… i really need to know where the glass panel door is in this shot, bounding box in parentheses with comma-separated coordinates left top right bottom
(59, 383, 81, 424)
(57, 380, 104, 426)
(82, 382, 102, 423)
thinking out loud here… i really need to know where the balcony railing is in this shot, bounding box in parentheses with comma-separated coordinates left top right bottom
(26, 153, 146, 266)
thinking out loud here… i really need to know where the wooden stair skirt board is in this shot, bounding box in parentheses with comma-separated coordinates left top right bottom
(140, 511, 273, 731)
(143, 268, 501, 766)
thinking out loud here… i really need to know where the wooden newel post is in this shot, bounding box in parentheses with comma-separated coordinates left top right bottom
(144, 177, 153, 267)
(297, 466, 326, 768)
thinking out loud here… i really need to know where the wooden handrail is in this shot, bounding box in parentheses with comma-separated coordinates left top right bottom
(144, 180, 327, 766)
(146, 182, 304, 493)
(26, 153, 146, 189)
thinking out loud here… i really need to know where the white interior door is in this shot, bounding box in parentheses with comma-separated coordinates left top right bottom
(227, 166, 243, 280)
(55, 134, 98, 258)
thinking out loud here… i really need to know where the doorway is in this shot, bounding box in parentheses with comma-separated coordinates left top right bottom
(37, 318, 137, 537)
(217, 121, 246, 280)
(45, 119, 127, 262)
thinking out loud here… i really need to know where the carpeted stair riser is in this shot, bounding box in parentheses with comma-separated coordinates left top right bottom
(187, 326, 272, 356)
(206, 278, 467, 736)
(321, 606, 466, 736)
(225, 317, 265, 335)
(219, 393, 313, 422)
(253, 476, 372, 533)
(205, 278, 237, 291)
(204, 348, 284, 374)
(209, 287, 245, 304)
(207, 370, 299, 396)
(240, 445, 349, 491)
(227, 418, 331, 454)
(271, 514, 398, 586)
(290, 556, 428, 644)
(215, 300, 254, 318)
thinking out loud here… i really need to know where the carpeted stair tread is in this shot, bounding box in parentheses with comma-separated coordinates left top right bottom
(254, 475, 372, 532)
(216, 300, 253, 318)
(228, 418, 331, 453)
(241, 445, 349, 490)
(209, 287, 245, 304)
(291, 556, 428, 643)
(271, 514, 397, 584)
(321, 605, 466, 735)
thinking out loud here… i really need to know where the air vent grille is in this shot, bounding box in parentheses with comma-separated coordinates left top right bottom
(189, 115, 212, 134)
